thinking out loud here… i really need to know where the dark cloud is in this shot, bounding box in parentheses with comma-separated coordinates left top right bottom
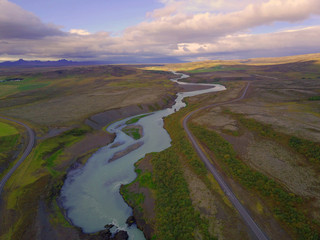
(0, 0, 64, 39)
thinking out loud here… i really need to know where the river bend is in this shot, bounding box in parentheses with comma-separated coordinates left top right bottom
(60, 72, 226, 239)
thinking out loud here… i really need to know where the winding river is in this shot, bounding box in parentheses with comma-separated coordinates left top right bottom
(60, 72, 226, 239)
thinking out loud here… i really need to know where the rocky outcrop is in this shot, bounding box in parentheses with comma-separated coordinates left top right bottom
(113, 231, 128, 240)
(132, 208, 154, 240)
(92, 225, 128, 240)
(126, 216, 136, 227)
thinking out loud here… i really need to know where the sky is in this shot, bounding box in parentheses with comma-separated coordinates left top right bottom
(1, 0, 320, 62)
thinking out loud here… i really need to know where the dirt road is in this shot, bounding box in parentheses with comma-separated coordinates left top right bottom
(183, 83, 269, 240)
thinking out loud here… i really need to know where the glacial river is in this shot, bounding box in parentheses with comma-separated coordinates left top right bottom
(60, 72, 226, 239)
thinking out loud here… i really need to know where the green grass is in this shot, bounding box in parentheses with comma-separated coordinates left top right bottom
(0, 134, 20, 176)
(0, 76, 46, 97)
(2, 125, 91, 239)
(0, 122, 21, 176)
(187, 65, 246, 73)
(50, 198, 73, 228)
(308, 96, 320, 101)
(122, 127, 141, 140)
(125, 114, 150, 125)
(289, 136, 320, 163)
(151, 149, 206, 240)
(18, 82, 50, 91)
(190, 123, 319, 239)
(165, 106, 208, 177)
(121, 164, 151, 211)
(0, 122, 18, 137)
(121, 104, 217, 240)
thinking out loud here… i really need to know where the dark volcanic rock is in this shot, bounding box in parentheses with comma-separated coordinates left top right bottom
(104, 224, 114, 230)
(97, 228, 112, 239)
(126, 216, 136, 227)
(89, 226, 128, 240)
(133, 208, 154, 240)
(113, 230, 129, 240)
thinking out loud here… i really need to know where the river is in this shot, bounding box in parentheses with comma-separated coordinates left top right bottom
(60, 72, 226, 239)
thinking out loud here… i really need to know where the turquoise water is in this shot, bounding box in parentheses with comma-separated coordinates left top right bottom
(60, 73, 226, 239)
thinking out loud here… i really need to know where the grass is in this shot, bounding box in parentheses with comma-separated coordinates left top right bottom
(308, 96, 320, 101)
(0, 65, 176, 126)
(122, 103, 218, 240)
(190, 123, 319, 239)
(122, 127, 141, 140)
(223, 109, 320, 164)
(120, 163, 152, 212)
(0, 76, 46, 98)
(2, 125, 90, 239)
(188, 65, 246, 74)
(17, 82, 50, 91)
(289, 136, 320, 164)
(0, 134, 20, 175)
(0, 121, 23, 178)
(0, 122, 18, 137)
(125, 114, 150, 125)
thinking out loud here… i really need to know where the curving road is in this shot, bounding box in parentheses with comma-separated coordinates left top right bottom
(0, 116, 35, 195)
(183, 83, 269, 240)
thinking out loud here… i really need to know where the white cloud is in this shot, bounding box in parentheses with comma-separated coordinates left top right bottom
(70, 29, 91, 36)
(130, 0, 320, 45)
(171, 26, 320, 60)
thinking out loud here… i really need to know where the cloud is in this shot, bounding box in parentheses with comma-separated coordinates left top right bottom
(70, 29, 91, 36)
(2, 25, 319, 61)
(1, 0, 320, 61)
(172, 26, 320, 59)
(128, 0, 320, 45)
(0, 0, 64, 39)
(156, 0, 261, 14)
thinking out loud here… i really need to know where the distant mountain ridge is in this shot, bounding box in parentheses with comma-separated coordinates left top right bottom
(0, 59, 92, 67)
(0, 57, 186, 67)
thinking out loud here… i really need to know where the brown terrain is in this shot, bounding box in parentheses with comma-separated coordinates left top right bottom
(1, 54, 320, 240)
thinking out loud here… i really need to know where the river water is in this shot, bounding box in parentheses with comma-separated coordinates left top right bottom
(60, 72, 226, 239)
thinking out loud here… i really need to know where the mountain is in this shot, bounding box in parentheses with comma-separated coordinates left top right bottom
(0, 59, 91, 67)
(0, 57, 186, 68)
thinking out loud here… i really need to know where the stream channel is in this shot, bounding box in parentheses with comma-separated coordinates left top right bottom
(60, 72, 226, 239)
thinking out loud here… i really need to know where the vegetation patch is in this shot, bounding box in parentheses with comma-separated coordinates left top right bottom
(189, 123, 319, 239)
(122, 105, 216, 239)
(18, 82, 50, 91)
(0, 134, 20, 175)
(2, 125, 90, 238)
(151, 148, 213, 240)
(308, 96, 320, 101)
(122, 126, 142, 140)
(289, 136, 320, 163)
(188, 65, 246, 74)
(125, 114, 150, 125)
(0, 122, 18, 137)
(164, 106, 208, 177)
(121, 163, 152, 211)
(223, 109, 320, 164)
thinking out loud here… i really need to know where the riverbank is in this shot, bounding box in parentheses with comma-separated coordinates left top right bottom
(59, 72, 225, 239)
(85, 93, 177, 130)
(0, 125, 118, 240)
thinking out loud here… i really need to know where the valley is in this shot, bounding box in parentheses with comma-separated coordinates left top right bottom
(0, 53, 320, 240)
